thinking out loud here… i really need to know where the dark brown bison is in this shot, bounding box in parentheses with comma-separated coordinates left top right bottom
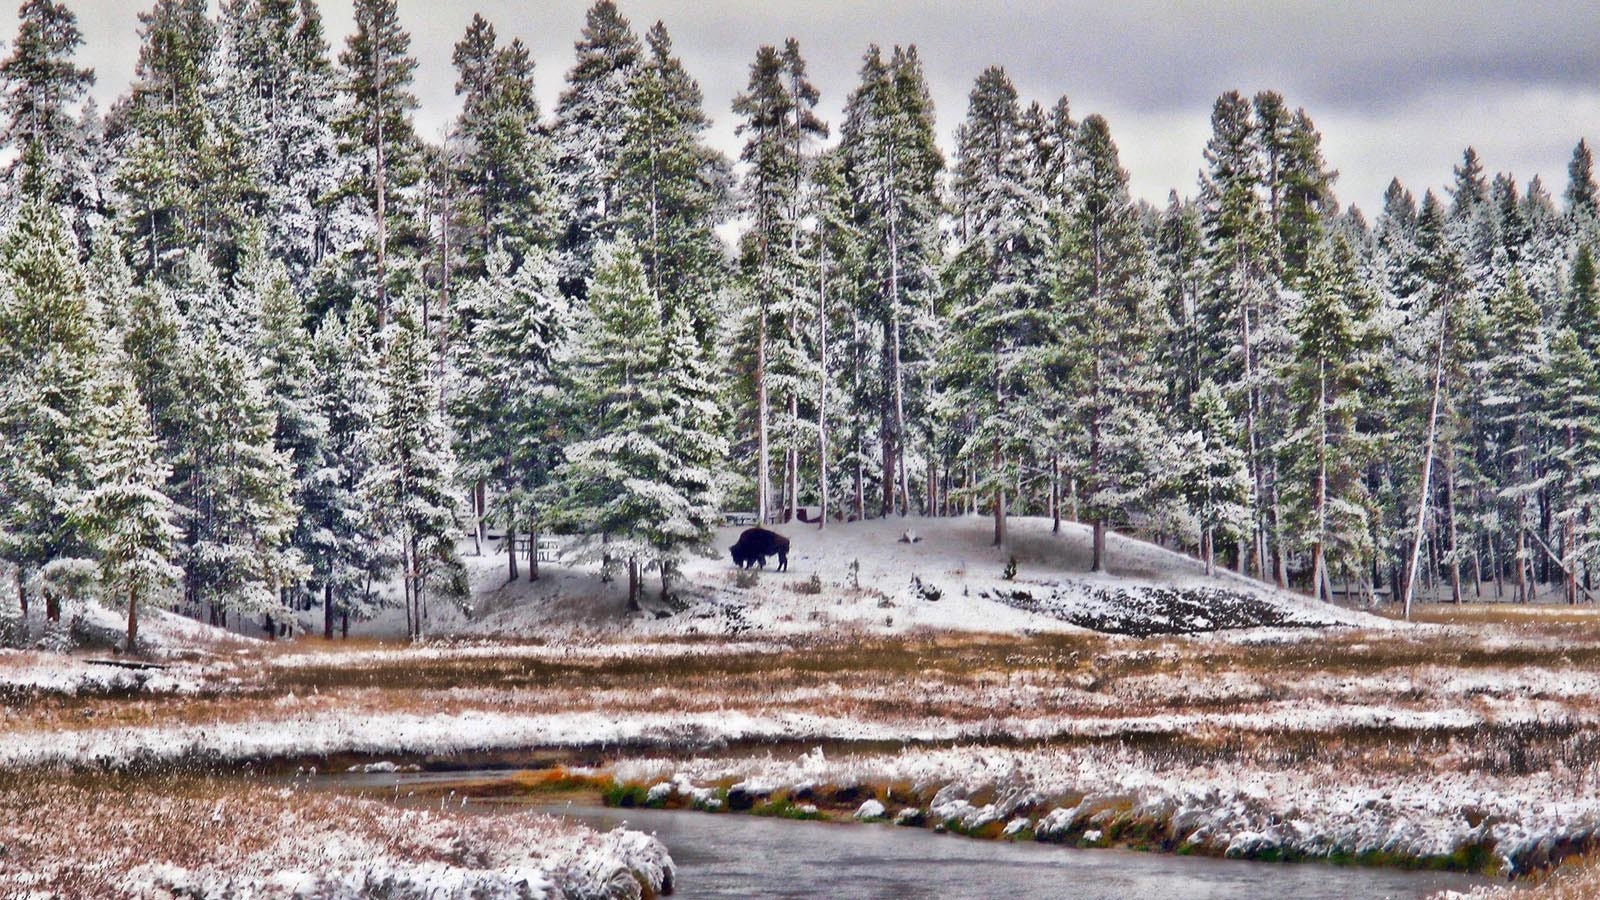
(730, 527, 790, 572)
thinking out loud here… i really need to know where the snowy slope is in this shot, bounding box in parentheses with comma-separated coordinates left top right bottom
(441, 515, 1387, 639)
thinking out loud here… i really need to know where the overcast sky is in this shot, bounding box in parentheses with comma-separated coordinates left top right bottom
(36, 1, 1600, 214)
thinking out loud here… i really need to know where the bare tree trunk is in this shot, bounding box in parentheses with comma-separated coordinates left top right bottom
(627, 558, 640, 611)
(473, 481, 486, 555)
(1402, 298, 1449, 620)
(323, 582, 334, 640)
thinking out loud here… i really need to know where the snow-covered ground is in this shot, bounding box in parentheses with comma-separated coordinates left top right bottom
(389, 516, 1385, 640)
(0, 771, 673, 900)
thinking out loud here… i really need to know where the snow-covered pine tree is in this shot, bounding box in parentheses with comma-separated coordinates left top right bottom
(1567, 139, 1598, 226)
(177, 327, 303, 632)
(1179, 380, 1251, 575)
(0, 200, 100, 623)
(1282, 235, 1379, 601)
(1055, 114, 1163, 571)
(546, 239, 721, 609)
(553, 0, 640, 296)
(114, 0, 221, 282)
(733, 38, 827, 523)
(451, 14, 556, 276)
(450, 246, 568, 583)
(80, 363, 179, 649)
(217, 0, 345, 285)
(308, 310, 384, 637)
(615, 22, 729, 335)
(1196, 90, 1279, 579)
(1254, 92, 1337, 281)
(1474, 268, 1546, 602)
(940, 66, 1047, 547)
(335, 0, 421, 327)
(366, 306, 464, 641)
(839, 45, 943, 518)
(0, 0, 95, 203)
(250, 249, 330, 611)
(1152, 192, 1205, 418)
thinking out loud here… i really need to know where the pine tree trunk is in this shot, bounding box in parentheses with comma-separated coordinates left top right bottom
(506, 520, 519, 583)
(757, 295, 770, 523)
(473, 480, 487, 555)
(374, 48, 389, 330)
(126, 585, 138, 650)
(817, 251, 829, 530)
(528, 526, 541, 582)
(1444, 448, 1462, 604)
(323, 582, 334, 640)
(342, 612, 349, 639)
(1051, 456, 1061, 534)
(627, 558, 640, 611)
(1093, 521, 1107, 573)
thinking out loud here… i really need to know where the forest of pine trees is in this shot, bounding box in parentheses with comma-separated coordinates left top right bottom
(2, 0, 1599, 644)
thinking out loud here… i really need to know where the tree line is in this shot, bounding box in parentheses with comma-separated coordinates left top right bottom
(1, 0, 1596, 646)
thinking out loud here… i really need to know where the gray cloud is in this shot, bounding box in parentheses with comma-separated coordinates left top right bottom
(33, 1, 1600, 212)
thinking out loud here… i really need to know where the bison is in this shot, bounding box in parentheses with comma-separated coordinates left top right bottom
(730, 527, 790, 572)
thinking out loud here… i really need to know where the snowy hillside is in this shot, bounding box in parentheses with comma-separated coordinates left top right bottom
(437, 516, 1385, 640)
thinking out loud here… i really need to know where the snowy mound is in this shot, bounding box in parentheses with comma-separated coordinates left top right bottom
(449, 515, 1386, 639)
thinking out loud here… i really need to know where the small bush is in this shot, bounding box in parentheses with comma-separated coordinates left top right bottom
(734, 569, 759, 589)
(793, 573, 823, 595)
(1003, 556, 1018, 580)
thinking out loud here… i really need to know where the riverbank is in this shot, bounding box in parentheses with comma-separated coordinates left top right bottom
(0, 769, 674, 899)
(4, 599, 1599, 892)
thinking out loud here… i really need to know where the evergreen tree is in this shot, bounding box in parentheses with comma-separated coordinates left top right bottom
(839, 45, 943, 518)
(217, 0, 345, 284)
(733, 38, 826, 522)
(176, 328, 302, 631)
(0, 201, 99, 622)
(1449, 146, 1489, 219)
(0, 0, 95, 199)
(1178, 380, 1251, 574)
(365, 307, 464, 640)
(451, 13, 556, 274)
(1475, 269, 1546, 601)
(80, 365, 179, 648)
(546, 240, 722, 608)
(1282, 236, 1378, 600)
(553, 0, 640, 295)
(941, 66, 1047, 547)
(1196, 90, 1277, 579)
(114, 0, 222, 282)
(335, 0, 421, 326)
(450, 247, 569, 583)
(1055, 114, 1162, 570)
(1566, 139, 1597, 221)
(249, 251, 330, 609)
(308, 311, 383, 637)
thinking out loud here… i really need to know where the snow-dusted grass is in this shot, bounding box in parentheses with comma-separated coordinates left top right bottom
(0, 771, 672, 899)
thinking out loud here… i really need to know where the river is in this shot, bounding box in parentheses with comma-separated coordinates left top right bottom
(315, 769, 1491, 899)
(544, 802, 1488, 899)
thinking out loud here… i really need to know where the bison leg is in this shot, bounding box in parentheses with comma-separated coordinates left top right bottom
(777, 550, 788, 572)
